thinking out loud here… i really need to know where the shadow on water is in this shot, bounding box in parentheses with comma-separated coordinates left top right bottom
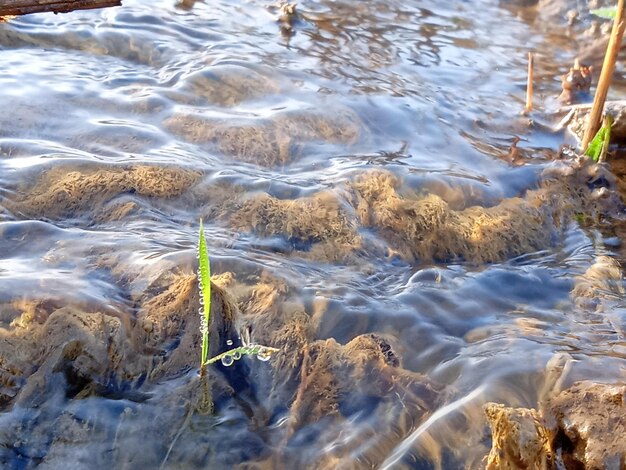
(0, 0, 625, 468)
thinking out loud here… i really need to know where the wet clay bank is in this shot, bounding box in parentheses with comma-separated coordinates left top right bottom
(1, 0, 626, 468)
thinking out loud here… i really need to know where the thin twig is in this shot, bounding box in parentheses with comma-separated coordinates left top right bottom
(525, 52, 534, 112)
(581, 0, 626, 150)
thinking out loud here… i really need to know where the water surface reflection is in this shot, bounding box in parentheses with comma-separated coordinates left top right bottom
(0, 0, 625, 468)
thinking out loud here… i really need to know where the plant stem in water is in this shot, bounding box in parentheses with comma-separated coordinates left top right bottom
(582, 0, 626, 150)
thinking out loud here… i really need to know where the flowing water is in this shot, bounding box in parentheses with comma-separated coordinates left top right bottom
(0, 0, 625, 468)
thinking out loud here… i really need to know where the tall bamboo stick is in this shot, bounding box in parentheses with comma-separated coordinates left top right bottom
(581, 0, 626, 150)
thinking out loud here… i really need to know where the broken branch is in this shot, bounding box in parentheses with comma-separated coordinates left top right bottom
(0, 0, 121, 17)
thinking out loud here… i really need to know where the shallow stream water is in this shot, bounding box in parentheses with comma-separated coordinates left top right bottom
(1, 0, 625, 468)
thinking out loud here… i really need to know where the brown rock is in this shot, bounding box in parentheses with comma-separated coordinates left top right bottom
(545, 381, 626, 470)
(485, 382, 626, 470)
(484, 403, 554, 470)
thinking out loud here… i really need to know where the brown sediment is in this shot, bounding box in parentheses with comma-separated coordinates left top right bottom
(349, 170, 557, 263)
(288, 339, 343, 430)
(419, 176, 487, 210)
(4, 157, 620, 266)
(34, 307, 146, 390)
(181, 65, 281, 107)
(0, 265, 240, 408)
(164, 108, 360, 166)
(181, 270, 444, 467)
(230, 275, 319, 438)
(559, 58, 593, 105)
(546, 381, 626, 470)
(7, 163, 202, 220)
(97, 198, 141, 222)
(484, 237, 626, 469)
(8, 298, 60, 329)
(277, 334, 442, 468)
(289, 333, 408, 430)
(571, 255, 624, 310)
(351, 161, 612, 263)
(485, 381, 626, 470)
(214, 166, 592, 263)
(136, 271, 240, 379)
(224, 161, 617, 264)
(229, 191, 362, 254)
(609, 155, 626, 197)
(0, 332, 31, 406)
(0, 250, 444, 468)
(2, 123, 618, 268)
(7, 167, 622, 466)
(165, 115, 295, 166)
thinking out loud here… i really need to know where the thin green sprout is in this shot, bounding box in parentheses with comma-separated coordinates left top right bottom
(198, 219, 280, 371)
(198, 219, 212, 368)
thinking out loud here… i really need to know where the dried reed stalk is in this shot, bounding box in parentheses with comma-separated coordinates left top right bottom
(581, 0, 626, 150)
(525, 52, 534, 112)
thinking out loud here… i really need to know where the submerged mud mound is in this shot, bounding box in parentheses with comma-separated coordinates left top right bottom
(164, 108, 361, 166)
(0, 266, 251, 468)
(485, 381, 626, 470)
(348, 170, 557, 263)
(4, 157, 621, 266)
(178, 65, 281, 107)
(220, 274, 445, 469)
(0, 261, 444, 468)
(4, 154, 619, 267)
(221, 160, 620, 264)
(0, 271, 238, 405)
(572, 255, 624, 310)
(229, 191, 363, 261)
(6, 163, 202, 221)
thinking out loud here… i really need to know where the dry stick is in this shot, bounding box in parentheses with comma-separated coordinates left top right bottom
(0, 0, 121, 17)
(525, 52, 534, 112)
(581, 0, 626, 150)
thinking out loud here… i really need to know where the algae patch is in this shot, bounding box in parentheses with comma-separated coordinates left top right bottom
(6, 163, 202, 221)
(164, 108, 361, 166)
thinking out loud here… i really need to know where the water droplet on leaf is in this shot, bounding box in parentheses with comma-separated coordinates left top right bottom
(221, 355, 234, 367)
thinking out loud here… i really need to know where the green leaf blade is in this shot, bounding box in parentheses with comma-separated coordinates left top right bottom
(585, 115, 613, 162)
(591, 7, 618, 19)
(586, 128, 606, 162)
(198, 219, 212, 366)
